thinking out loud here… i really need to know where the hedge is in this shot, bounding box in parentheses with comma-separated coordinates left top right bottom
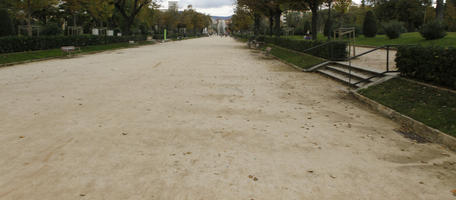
(259, 36, 347, 60)
(396, 45, 456, 89)
(0, 35, 146, 54)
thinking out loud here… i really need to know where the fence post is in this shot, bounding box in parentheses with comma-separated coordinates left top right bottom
(386, 45, 390, 72)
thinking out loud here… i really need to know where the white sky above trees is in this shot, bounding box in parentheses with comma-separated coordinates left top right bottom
(158, 0, 363, 17)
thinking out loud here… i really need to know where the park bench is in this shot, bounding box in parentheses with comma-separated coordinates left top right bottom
(61, 46, 81, 56)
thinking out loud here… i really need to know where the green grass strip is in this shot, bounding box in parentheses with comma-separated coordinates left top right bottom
(266, 44, 326, 70)
(283, 32, 456, 48)
(0, 41, 156, 66)
(359, 78, 456, 137)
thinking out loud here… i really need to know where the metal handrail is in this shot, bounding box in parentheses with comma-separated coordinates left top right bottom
(346, 44, 401, 86)
(302, 41, 334, 53)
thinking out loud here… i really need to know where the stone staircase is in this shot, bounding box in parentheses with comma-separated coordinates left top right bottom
(315, 62, 386, 88)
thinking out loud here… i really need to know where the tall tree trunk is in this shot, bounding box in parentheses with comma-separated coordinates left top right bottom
(274, 12, 282, 37)
(327, 1, 332, 40)
(254, 13, 260, 36)
(436, 0, 444, 21)
(27, 0, 32, 36)
(311, 5, 318, 40)
(269, 15, 273, 36)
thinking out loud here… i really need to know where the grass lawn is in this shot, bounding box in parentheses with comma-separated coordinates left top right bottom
(283, 32, 456, 48)
(355, 32, 456, 47)
(266, 44, 326, 70)
(0, 41, 156, 66)
(359, 78, 456, 137)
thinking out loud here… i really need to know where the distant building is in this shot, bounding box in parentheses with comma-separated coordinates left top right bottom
(168, 1, 178, 11)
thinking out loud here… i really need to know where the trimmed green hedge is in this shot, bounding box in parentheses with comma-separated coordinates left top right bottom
(396, 46, 456, 89)
(258, 36, 347, 60)
(0, 35, 146, 54)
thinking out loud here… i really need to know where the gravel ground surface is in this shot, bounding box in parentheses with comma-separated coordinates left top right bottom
(341, 46, 398, 72)
(0, 37, 455, 200)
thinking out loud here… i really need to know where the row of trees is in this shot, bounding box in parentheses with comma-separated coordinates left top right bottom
(0, 0, 212, 37)
(231, 0, 456, 40)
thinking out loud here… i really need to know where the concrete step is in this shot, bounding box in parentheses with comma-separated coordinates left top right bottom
(334, 62, 385, 75)
(317, 68, 369, 88)
(325, 65, 382, 83)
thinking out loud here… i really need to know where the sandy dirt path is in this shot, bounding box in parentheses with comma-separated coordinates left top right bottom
(0, 37, 455, 200)
(341, 47, 397, 72)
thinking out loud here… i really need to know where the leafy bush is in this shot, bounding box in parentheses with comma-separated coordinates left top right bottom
(0, 9, 14, 37)
(260, 36, 347, 60)
(323, 19, 333, 37)
(363, 11, 377, 37)
(303, 21, 311, 34)
(396, 45, 456, 89)
(41, 23, 62, 36)
(420, 20, 447, 40)
(0, 35, 146, 54)
(383, 20, 405, 39)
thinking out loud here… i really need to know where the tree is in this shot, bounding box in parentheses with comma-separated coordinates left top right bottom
(13, 0, 58, 36)
(237, 0, 268, 36)
(363, 11, 377, 37)
(0, 9, 14, 36)
(445, 0, 456, 31)
(111, 0, 156, 35)
(436, 0, 444, 21)
(231, 6, 254, 33)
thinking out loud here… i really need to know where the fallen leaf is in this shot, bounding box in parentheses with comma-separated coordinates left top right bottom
(253, 177, 258, 181)
(451, 189, 456, 196)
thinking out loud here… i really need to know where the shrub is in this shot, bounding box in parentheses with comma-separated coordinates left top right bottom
(420, 20, 447, 40)
(383, 20, 405, 39)
(323, 19, 333, 37)
(261, 36, 347, 60)
(363, 11, 377, 37)
(0, 9, 14, 37)
(396, 45, 456, 89)
(303, 21, 311, 34)
(41, 23, 62, 36)
(0, 35, 146, 54)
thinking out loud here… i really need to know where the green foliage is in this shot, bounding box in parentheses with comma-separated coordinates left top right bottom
(0, 35, 146, 54)
(383, 20, 405, 39)
(323, 19, 333, 37)
(359, 78, 456, 137)
(419, 20, 447, 40)
(354, 32, 456, 47)
(266, 44, 326, 69)
(363, 11, 377, 37)
(303, 21, 311, 34)
(0, 9, 14, 36)
(259, 36, 347, 60)
(396, 45, 456, 89)
(41, 23, 62, 36)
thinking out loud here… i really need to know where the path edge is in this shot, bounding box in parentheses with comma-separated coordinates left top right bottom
(350, 90, 456, 151)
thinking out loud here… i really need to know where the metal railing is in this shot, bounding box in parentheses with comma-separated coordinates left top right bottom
(345, 45, 400, 87)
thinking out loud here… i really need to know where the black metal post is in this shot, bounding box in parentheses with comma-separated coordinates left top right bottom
(386, 45, 390, 72)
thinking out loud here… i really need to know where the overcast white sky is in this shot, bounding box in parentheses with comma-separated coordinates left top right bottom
(158, 0, 236, 16)
(158, 0, 363, 17)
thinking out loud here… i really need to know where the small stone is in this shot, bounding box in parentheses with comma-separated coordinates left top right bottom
(419, 181, 424, 184)
(19, 136, 25, 139)
(307, 170, 314, 173)
(122, 132, 128, 135)
(330, 175, 336, 179)
(80, 194, 86, 197)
